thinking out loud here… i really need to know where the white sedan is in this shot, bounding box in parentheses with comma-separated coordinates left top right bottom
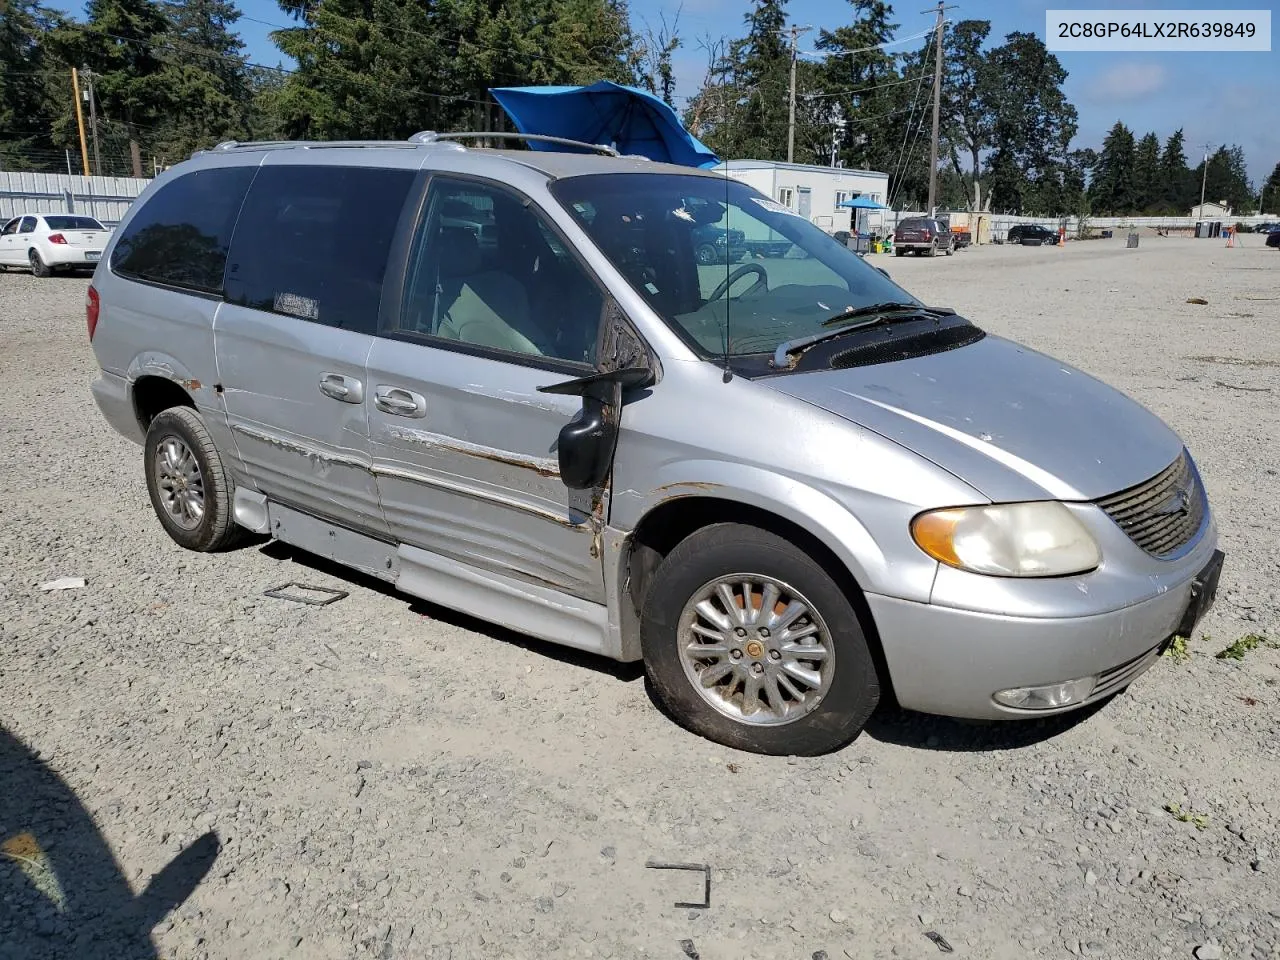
(0, 213, 112, 277)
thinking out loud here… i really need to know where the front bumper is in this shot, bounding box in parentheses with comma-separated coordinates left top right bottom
(866, 541, 1222, 719)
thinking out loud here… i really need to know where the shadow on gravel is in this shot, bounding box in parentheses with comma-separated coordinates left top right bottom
(258, 541, 646, 683)
(0, 726, 220, 960)
(864, 698, 1111, 752)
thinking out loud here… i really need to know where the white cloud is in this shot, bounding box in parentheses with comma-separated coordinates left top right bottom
(1084, 62, 1170, 102)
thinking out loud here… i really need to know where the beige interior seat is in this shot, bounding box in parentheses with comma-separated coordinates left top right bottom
(434, 228, 543, 356)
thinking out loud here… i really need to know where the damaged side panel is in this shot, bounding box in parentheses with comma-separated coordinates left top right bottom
(365, 337, 608, 605)
(213, 302, 392, 538)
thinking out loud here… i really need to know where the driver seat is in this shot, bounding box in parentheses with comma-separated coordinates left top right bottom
(435, 228, 543, 355)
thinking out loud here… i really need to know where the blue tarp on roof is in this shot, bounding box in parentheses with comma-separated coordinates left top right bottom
(489, 81, 720, 169)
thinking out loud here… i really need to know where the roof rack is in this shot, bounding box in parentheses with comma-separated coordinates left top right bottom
(208, 139, 424, 153)
(409, 130, 620, 157)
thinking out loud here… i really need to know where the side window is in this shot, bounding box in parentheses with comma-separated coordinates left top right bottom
(19, 217, 36, 233)
(392, 178, 604, 366)
(1, 219, 18, 236)
(224, 165, 415, 333)
(111, 166, 256, 294)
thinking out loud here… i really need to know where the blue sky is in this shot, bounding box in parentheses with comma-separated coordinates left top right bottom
(46, 0, 1280, 182)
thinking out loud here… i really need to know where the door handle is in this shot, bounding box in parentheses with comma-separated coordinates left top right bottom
(374, 385, 427, 418)
(319, 372, 363, 403)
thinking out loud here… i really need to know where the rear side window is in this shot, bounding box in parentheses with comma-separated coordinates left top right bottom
(110, 166, 256, 294)
(224, 165, 416, 333)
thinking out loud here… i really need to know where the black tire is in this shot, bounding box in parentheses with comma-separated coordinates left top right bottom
(695, 243, 718, 266)
(640, 523, 880, 755)
(29, 249, 51, 278)
(894, 248, 905, 257)
(143, 407, 245, 552)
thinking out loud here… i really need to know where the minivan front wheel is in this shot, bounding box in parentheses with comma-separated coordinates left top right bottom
(143, 407, 243, 552)
(641, 523, 879, 755)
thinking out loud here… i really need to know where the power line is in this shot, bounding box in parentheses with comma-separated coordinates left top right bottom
(799, 25, 938, 59)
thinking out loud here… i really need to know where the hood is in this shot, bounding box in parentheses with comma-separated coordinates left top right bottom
(767, 333, 1182, 502)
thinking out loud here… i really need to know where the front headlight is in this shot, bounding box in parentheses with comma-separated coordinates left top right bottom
(910, 501, 1101, 577)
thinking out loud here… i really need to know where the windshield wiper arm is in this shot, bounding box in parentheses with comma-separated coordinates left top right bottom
(819, 301, 931, 326)
(770, 303, 956, 369)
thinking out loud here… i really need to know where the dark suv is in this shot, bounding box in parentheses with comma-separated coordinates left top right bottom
(893, 217, 953, 257)
(1007, 224, 1059, 247)
(691, 223, 748, 264)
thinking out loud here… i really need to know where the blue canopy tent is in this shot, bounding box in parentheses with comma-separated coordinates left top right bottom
(838, 195, 890, 251)
(489, 81, 720, 169)
(837, 196, 888, 210)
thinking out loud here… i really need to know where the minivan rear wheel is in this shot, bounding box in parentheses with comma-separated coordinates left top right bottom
(640, 523, 879, 755)
(143, 407, 244, 552)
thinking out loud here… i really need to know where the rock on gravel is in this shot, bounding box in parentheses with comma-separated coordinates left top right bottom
(1, 240, 1278, 958)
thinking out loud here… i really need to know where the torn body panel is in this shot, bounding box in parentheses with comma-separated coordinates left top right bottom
(365, 336, 607, 604)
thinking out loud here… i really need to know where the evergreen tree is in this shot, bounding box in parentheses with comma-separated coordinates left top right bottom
(46, 0, 172, 175)
(153, 0, 254, 160)
(0, 0, 66, 171)
(1132, 131, 1160, 213)
(817, 0, 901, 174)
(1158, 128, 1189, 213)
(1193, 145, 1254, 214)
(1261, 161, 1280, 215)
(1088, 121, 1136, 216)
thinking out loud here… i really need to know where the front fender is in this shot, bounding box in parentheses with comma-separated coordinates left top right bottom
(611, 460, 939, 604)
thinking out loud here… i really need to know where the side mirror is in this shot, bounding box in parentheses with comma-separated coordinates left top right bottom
(537, 366, 653, 490)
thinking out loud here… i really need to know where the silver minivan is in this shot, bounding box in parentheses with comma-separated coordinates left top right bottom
(87, 134, 1223, 755)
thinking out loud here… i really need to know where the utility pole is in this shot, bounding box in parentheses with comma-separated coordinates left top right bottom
(787, 24, 811, 164)
(1198, 143, 1212, 216)
(924, 2, 956, 215)
(82, 66, 101, 177)
(70, 67, 90, 176)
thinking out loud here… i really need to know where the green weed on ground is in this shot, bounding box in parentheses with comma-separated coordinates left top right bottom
(1215, 634, 1279, 661)
(1162, 635, 1191, 663)
(1164, 802, 1210, 830)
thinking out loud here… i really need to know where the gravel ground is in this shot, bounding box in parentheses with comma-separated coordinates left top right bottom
(1, 236, 1278, 960)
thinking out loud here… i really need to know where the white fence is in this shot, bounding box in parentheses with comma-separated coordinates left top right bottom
(0, 172, 151, 227)
(875, 209, 1274, 243)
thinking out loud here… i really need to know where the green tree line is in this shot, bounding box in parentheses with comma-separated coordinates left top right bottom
(1, 0, 1275, 216)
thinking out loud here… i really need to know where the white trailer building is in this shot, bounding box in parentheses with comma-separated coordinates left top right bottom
(715, 159, 891, 235)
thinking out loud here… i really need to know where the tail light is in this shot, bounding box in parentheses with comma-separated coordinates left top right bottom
(922, 230, 931, 240)
(86, 285, 100, 341)
(49, 233, 67, 244)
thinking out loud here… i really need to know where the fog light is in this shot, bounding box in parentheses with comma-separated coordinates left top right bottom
(993, 675, 1097, 710)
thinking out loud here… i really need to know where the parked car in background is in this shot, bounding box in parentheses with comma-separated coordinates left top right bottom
(1266, 230, 1280, 249)
(0, 213, 111, 276)
(691, 223, 747, 264)
(893, 217, 953, 257)
(1007, 224, 1059, 247)
(87, 136, 1222, 756)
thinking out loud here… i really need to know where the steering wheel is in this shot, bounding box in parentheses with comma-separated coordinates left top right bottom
(706, 263, 768, 302)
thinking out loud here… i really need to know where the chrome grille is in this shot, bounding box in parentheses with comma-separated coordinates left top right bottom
(1094, 450, 1205, 558)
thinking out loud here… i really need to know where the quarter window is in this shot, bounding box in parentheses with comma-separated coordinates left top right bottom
(224, 164, 416, 333)
(391, 178, 603, 366)
(110, 166, 256, 294)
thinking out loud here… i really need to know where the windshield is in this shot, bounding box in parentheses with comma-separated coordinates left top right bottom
(44, 216, 105, 231)
(548, 173, 919, 358)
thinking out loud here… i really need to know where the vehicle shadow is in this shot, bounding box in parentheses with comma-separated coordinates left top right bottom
(863, 697, 1110, 752)
(0, 725, 219, 960)
(257, 540, 646, 683)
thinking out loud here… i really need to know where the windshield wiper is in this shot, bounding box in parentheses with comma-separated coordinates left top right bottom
(770, 303, 956, 369)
